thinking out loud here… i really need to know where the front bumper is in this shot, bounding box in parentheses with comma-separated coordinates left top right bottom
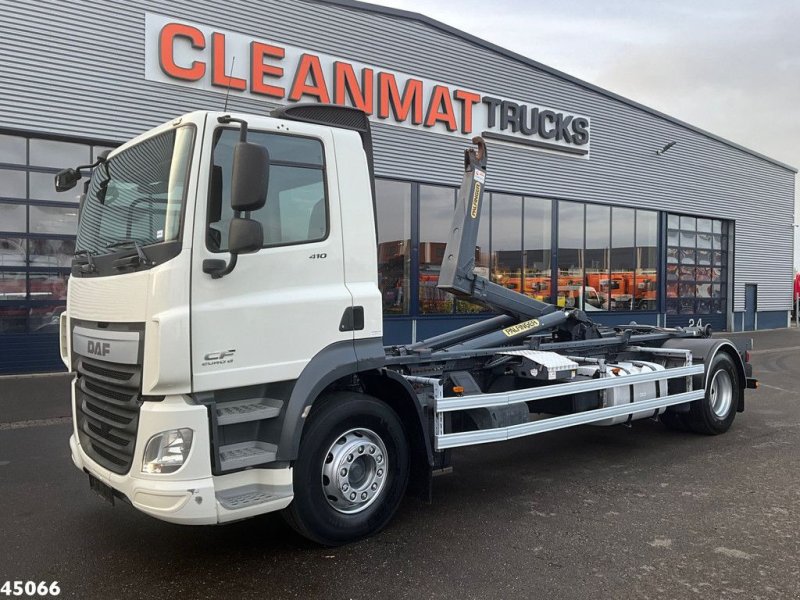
(70, 432, 218, 524)
(70, 386, 293, 525)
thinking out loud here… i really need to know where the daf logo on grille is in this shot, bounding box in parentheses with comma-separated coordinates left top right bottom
(87, 340, 111, 356)
(73, 326, 139, 365)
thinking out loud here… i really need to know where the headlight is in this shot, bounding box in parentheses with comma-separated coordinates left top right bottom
(142, 428, 193, 474)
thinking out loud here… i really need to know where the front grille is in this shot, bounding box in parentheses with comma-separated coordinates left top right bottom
(81, 361, 134, 382)
(76, 355, 142, 474)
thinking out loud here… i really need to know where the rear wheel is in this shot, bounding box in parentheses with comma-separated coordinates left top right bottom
(685, 353, 739, 435)
(283, 392, 409, 546)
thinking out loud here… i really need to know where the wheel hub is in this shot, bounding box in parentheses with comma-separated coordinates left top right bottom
(321, 428, 388, 514)
(710, 369, 733, 418)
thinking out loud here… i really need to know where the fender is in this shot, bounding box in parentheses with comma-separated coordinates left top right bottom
(360, 368, 435, 501)
(661, 337, 748, 412)
(361, 368, 434, 466)
(275, 337, 385, 461)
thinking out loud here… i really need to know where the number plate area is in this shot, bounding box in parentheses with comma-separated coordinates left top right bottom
(88, 473, 115, 506)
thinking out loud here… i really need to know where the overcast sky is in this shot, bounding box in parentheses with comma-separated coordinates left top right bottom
(368, 0, 800, 269)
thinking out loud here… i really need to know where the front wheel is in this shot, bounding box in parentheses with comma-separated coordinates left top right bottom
(283, 392, 410, 545)
(685, 353, 740, 435)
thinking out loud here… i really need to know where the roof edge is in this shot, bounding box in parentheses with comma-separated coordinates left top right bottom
(313, 0, 798, 174)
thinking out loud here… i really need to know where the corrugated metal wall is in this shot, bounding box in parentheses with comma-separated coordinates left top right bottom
(1, 0, 794, 312)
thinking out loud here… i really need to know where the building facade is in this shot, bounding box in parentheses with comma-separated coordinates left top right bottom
(0, 0, 795, 373)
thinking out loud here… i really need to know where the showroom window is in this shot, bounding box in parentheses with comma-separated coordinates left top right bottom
(610, 207, 636, 311)
(375, 179, 412, 315)
(373, 185, 667, 321)
(635, 210, 659, 311)
(553, 202, 659, 312)
(418, 185, 455, 314)
(557, 201, 585, 309)
(0, 130, 113, 342)
(584, 204, 610, 311)
(491, 193, 523, 292)
(523, 197, 552, 303)
(666, 214, 727, 315)
(374, 188, 666, 317)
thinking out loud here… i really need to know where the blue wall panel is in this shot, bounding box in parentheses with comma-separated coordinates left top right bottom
(0, 333, 64, 375)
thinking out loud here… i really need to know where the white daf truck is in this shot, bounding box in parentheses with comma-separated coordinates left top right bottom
(56, 105, 756, 545)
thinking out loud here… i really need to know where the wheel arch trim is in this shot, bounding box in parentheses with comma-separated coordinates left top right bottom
(661, 338, 747, 412)
(275, 338, 385, 461)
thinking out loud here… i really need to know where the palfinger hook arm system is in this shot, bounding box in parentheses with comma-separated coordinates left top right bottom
(57, 105, 756, 545)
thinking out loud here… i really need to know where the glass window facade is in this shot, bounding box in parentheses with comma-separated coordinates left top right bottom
(0, 169, 27, 199)
(0, 135, 26, 165)
(0, 130, 115, 367)
(557, 201, 584, 309)
(374, 182, 730, 325)
(584, 204, 609, 311)
(636, 211, 659, 311)
(523, 197, 552, 303)
(29, 139, 91, 169)
(666, 213, 728, 316)
(491, 194, 522, 292)
(376, 179, 411, 316)
(418, 185, 455, 314)
(610, 207, 636, 311)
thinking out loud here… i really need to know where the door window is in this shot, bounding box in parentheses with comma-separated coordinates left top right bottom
(208, 129, 327, 251)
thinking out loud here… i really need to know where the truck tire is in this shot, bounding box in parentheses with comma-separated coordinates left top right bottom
(283, 392, 410, 545)
(685, 353, 739, 435)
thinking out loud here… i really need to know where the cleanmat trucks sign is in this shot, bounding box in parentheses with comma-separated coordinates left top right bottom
(144, 13, 591, 156)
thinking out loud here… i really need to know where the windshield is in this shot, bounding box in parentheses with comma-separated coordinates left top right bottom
(75, 125, 195, 256)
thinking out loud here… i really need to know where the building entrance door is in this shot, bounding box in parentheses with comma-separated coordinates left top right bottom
(744, 284, 757, 331)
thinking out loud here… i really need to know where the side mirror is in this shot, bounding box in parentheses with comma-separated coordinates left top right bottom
(231, 142, 270, 212)
(228, 217, 263, 254)
(202, 217, 263, 279)
(55, 168, 81, 192)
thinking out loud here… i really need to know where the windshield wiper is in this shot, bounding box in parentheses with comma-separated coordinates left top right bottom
(106, 239, 153, 267)
(73, 249, 97, 273)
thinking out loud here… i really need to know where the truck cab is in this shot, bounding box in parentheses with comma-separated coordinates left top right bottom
(61, 109, 386, 530)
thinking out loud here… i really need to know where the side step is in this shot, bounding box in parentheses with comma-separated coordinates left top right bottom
(216, 484, 291, 511)
(216, 398, 283, 425)
(219, 441, 277, 471)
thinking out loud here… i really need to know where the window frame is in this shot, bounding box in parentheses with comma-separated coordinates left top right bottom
(206, 126, 331, 254)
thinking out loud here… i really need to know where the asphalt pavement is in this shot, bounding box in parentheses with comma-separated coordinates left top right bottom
(1, 329, 799, 599)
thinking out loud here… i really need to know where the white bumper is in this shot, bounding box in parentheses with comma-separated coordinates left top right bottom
(70, 385, 293, 525)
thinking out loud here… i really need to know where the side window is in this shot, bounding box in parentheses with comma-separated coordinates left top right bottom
(208, 129, 327, 251)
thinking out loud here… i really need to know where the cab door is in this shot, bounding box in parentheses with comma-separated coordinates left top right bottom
(190, 116, 353, 392)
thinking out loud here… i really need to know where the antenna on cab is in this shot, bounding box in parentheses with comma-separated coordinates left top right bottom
(223, 56, 237, 112)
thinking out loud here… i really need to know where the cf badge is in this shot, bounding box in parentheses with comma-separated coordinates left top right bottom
(202, 349, 236, 366)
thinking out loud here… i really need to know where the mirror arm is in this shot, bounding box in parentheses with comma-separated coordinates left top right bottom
(202, 253, 238, 279)
(203, 207, 244, 279)
(217, 115, 249, 142)
(73, 156, 107, 180)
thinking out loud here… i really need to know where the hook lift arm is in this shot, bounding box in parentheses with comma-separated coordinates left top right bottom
(436, 137, 599, 347)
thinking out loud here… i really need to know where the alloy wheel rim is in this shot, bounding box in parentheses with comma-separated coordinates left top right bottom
(321, 428, 389, 514)
(709, 369, 733, 418)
